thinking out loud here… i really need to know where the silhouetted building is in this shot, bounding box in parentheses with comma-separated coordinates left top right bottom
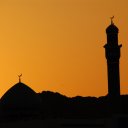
(1, 19, 128, 126)
(0, 81, 41, 120)
(104, 19, 122, 100)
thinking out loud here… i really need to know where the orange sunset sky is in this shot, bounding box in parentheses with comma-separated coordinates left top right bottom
(0, 0, 128, 97)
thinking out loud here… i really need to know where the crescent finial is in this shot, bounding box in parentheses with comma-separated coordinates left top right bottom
(110, 16, 114, 24)
(18, 74, 22, 83)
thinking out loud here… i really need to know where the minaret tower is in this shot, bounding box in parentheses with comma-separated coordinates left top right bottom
(104, 17, 122, 100)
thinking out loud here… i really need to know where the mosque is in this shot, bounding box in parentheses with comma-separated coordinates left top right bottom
(0, 18, 124, 126)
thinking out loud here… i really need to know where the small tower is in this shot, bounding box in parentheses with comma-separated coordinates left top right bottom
(104, 17, 122, 100)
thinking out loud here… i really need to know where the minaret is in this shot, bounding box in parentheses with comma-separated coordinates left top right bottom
(104, 17, 122, 100)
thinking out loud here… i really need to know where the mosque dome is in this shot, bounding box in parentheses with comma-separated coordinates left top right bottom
(106, 23, 119, 33)
(0, 82, 41, 119)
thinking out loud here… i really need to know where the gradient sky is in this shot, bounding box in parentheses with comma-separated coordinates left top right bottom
(0, 0, 128, 97)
